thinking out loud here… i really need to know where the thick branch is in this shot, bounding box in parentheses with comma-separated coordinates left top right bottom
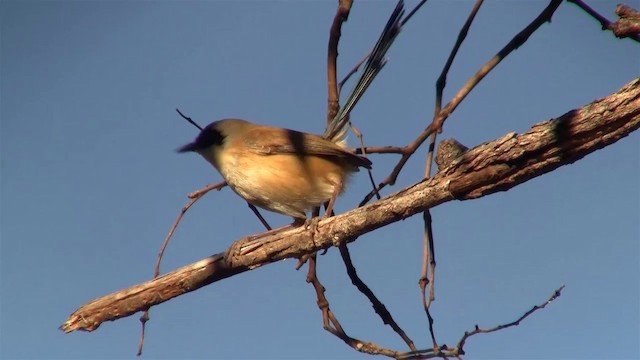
(61, 78, 640, 333)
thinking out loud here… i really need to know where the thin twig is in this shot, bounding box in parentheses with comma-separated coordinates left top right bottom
(338, 243, 417, 352)
(176, 108, 203, 131)
(338, 52, 369, 93)
(420, 0, 485, 349)
(396, 286, 566, 359)
(248, 203, 272, 231)
(433, 0, 563, 131)
(305, 255, 402, 358)
(453, 285, 566, 356)
(423, 135, 438, 319)
(419, 210, 438, 344)
(188, 182, 226, 199)
(137, 180, 226, 355)
(434, 0, 484, 110)
(358, 125, 433, 206)
(350, 124, 381, 200)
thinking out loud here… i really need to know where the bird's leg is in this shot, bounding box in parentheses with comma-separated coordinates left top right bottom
(323, 181, 343, 219)
(311, 184, 343, 257)
(247, 203, 272, 231)
(295, 207, 327, 269)
(245, 203, 305, 241)
(246, 222, 298, 243)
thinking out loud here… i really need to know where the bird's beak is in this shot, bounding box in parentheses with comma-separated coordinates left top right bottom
(177, 142, 199, 153)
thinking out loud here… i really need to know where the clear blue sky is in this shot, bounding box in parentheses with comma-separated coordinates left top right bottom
(1, 1, 638, 359)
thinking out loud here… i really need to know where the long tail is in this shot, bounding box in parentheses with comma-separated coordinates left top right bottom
(324, 0, 405, 146)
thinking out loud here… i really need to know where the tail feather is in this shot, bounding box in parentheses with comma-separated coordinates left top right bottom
(324, 0, 405, 146)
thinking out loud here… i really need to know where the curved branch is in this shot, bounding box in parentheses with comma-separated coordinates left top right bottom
(61, 78, 640, 333)
(326, 0, 352, 125)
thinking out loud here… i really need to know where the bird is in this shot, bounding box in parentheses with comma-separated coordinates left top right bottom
(178, 1, 405, 224)
(178, 119, 372, 222)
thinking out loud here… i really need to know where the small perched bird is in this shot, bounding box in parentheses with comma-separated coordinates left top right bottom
(179, 1, 404, 222)
(178, 119, 372, 221)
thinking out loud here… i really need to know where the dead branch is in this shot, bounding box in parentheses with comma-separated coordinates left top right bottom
(61, 78, 640, 333)
(451, 285, 566, 356)
(396, 285, 566, 359)
(326, 0, 352, 125)
(136, 180, 226, 355)
(567, 1, 640, 42)
(305, 254, 403, 357)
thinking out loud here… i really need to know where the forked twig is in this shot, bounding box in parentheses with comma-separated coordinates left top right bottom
(396, 286, 566, 359)
(137, 180, 226, 355)
(452, 285, 566, 356)
(358, 126, 434, 206)
(359, 0, 563, 206)
(433, 0, 563, 131)
(188, 182, 227, 199)
(306, 255, 412, 358)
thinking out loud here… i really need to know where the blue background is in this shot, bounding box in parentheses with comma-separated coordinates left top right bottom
(2, 1, 638, 359)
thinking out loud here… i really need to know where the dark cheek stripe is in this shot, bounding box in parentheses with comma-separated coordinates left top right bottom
(195, 127, 224, 148)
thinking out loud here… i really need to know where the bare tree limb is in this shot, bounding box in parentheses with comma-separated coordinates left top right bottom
(60, 78, 640, 333)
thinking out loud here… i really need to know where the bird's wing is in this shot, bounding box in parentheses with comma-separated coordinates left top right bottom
(242, 127, 372, 168)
